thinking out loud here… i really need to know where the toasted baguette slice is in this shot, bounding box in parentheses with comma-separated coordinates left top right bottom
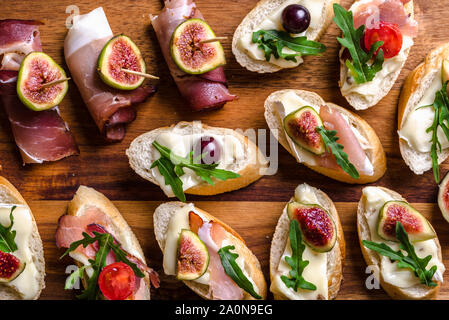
(66, 186, 152, 299)
(269, 183, 345, 300)
(0, 176, 45, 300)
(264, 89, 386, 183)
(339, 1, 415, 110)
(153, 201, 267, 300)
(398, 42, 449, 175)
(126, 121, 268, 196)
(232, 0, 338, 73)
(357, 186, 443, 299)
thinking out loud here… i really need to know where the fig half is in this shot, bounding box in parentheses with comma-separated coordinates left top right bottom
(438, 171, 449, 223)
(287, 201, 337, 252)
(17, 52, 68, 111)
(0, 252, 25, 283)
(377, 201, 436, 242)
(176, 229, 209, 280)
(170, 19, 226, 75)
(97, 35, 146, 90)
(283, 106, 326, 155)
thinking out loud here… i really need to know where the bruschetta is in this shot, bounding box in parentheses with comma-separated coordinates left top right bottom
(153, 201, 267, 300)
(232, 0, 337, 73)
(126, 121, 268, 201)
(357, 186, 445, 299)
(0, 176, 45, 300)
(336, 1, 418, 110)
(55, 186, 159, 300)
(270, 183, 344, 300)
(264, 89, 386, 184)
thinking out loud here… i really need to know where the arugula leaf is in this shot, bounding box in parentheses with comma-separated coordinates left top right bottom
(217, 245, 262, 299)
(65, 265, 88, 290)
(0, 206, 18, 253)
(61, 231, 144, 300)
(362, 222, 438, 287)
(280, 220, 316, 291)
(252, 30, 326, 63)
(151, 141, 240, 201)
(333, 3, 384, 84)
(422, 81, 449, 183)
(316, 126, 360, 179)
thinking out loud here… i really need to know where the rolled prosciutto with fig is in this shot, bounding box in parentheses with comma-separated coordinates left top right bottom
(64, 7, 156, 142)
(151, 0, 236, 111)
(0, 20, 79, 164)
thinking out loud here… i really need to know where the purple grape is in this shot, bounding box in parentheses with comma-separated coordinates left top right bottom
(281, 4, 311, 34)
(194, 136, 222, 164)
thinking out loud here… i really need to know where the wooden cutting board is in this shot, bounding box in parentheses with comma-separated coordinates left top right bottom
(1, 0, 449, 300)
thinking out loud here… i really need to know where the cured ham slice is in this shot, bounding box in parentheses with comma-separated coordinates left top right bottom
(151, 0, 236, 111)
(353, 0, 418, 38)
(55, 206, 160, 299)
(315, 105, 373, 176)
(64, 7, 156, 142)
(0, 20, 78, 164)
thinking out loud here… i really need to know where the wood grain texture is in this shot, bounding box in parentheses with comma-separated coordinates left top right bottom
(0, 0, 448, 299)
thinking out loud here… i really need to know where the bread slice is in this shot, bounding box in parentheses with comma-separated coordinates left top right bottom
(126, 121, 268, 196)
(66, 186, 151, 300)
(153, 201, 267, 300)
(269, 183, 345, 300)
(232, 0, 338, 73)
(398, 42, 449, 175)
(357, 186, 443, 299)
(339, 1, 415, 110)
(0, 176, 45, 300)
(264, 89, 386, 183)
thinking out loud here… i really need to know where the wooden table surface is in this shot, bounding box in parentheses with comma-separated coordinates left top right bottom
(1, 0, 448, 300)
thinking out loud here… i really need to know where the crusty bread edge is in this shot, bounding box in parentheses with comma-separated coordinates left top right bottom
(232, 0, 339, 73)
(339, 1, 414, 110)
(153, 201, 267, 300)
(0, 176, 45, 300)
(357, 186, 442, 300)
(264, 89, 387, 184)
(269, 183, 345, 300)
(66, 185, 151, 300)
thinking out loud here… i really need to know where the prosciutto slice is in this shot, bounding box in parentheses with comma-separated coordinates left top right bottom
(0, 20, 78, 164)
(353, 0, 418, 37)
(55, 206, 160, 299)
(64, 8, 156, 142)
(151, 0, 236, 111)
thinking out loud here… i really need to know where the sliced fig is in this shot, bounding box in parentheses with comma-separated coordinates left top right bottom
(438, 171, 449, 223)
(378, 201, 436, 242)
(0, 252, 25, 283)
(287, 202, 337, 252)
(97, 34, 146, 90)
(283, 106, 326, 155)
(170, 18, 226, 75)
(17, 52, 68, 111)
(176, 229, 209, 280)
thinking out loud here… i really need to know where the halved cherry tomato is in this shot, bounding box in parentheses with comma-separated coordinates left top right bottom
(364, 21, 403, 59)
(98, 262, 136, 300)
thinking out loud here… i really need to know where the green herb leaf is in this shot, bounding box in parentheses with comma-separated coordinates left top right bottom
(362, 222, 438, 287)
(61, 231, 145, 300)
(423, 81, 449, 183)
(333, 3, 384, 84)
(280, 219, 317, 292)
(252, 30, 326, 63)
(0, 206, 18, 253)
(218, 245, 262, 299)
(316, 126, 360, 179)
(65, 265, 88, 290)
(151, 141, 240, 202)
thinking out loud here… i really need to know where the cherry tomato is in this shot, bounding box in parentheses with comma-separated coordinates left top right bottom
(98, 262, 136, 300)
(363, 21, 403, 59)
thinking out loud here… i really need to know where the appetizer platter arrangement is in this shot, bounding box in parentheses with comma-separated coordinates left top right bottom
(1, 0, 449, 301)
